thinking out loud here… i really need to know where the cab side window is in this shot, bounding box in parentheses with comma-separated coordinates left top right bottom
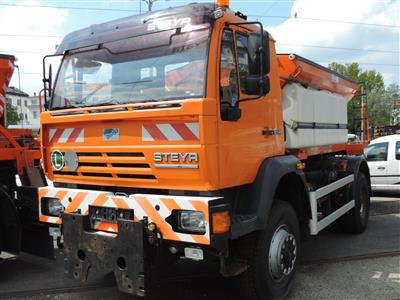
(235, 33, 250, 93)
(396, 141, 400, 160)
(364, 142, 389, 161)
(220, 30, 239, 106)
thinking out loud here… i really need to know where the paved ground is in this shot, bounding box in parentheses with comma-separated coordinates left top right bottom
(0, 195, 399, 299)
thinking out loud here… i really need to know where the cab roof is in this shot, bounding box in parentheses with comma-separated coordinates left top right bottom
(55, 3, 216, 55)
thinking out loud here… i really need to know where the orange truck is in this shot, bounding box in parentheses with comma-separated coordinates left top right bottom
(0, 54, 53, 258)
(39, 1, 370, 298)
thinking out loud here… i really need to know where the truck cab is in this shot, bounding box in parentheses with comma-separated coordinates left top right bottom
(39, 2, 371, 299)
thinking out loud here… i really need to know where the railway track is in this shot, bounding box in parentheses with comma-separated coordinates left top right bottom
(1, 198, 398, 299)
(1, 250, 399, 299)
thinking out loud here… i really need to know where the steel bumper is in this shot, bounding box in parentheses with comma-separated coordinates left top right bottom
(63, 212, 146, 297)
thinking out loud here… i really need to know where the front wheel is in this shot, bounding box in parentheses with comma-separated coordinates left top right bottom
(236, 200, 300, 300)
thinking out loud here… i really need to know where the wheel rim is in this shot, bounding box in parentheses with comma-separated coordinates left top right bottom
(268, 225, 297, 281)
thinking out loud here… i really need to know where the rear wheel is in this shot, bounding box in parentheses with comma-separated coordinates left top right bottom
(341, 172, 370, 233)
(236, 200, 300, 300)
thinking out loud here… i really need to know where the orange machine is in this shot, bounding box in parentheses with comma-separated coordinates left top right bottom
(0, 55, 53, 258)
(38, 2, 371, 298)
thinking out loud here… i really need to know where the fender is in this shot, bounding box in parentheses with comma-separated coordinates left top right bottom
(0, 187, 21, 254)
(345, 155, 372, 195)
(231, 155, 308, 238)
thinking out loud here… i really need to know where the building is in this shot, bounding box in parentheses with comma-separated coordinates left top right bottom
(28, 93, 45, 126)
(6, 87, 44, 126)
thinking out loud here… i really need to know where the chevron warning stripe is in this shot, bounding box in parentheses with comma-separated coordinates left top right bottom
(48, 128, 84, 143)
(38, 187, 218, 245)
(142, 122, 199, 141)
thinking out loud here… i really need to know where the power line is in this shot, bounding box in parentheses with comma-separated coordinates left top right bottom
(2, 41, 399, 55)
(0, 50, 49, 54)
(0, 33, 62, 38)
(1, 3, 398, 29)
(0, 3, 139, 12)
(277, 43, 399, 54)
(249, 14, 399, 28)
(316, 62, 399, 67)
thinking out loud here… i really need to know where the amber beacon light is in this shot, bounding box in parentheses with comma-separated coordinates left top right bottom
(216, 0, 229, 7)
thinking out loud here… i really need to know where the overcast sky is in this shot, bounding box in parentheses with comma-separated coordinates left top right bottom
(0, 0, 398, 95)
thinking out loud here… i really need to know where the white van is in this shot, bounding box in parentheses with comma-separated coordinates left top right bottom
(364, 135, 400, 191)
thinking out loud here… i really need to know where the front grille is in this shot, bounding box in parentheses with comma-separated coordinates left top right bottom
(53, 151, 156, 181)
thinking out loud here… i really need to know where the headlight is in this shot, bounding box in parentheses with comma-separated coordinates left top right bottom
(42, 197, 64, 216)
(178, 210, 206, 234)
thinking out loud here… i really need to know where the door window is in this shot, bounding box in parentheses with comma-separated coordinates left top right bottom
(396, 141, 400, 160)
(220, 30, 239, 106)
(235, 33, 250, 93)
(364, 142, 389, 161)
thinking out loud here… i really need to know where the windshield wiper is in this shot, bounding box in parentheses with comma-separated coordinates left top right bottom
(120, 79, 153, 85)
(51, 105, 79, 110)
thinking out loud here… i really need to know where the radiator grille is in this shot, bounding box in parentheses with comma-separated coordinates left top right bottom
(53, 151, 156, 181)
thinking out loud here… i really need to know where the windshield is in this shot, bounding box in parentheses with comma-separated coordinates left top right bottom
(51, 28, 210, 109)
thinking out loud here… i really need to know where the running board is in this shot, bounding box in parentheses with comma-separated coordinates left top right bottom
(309, 174, 355, 235)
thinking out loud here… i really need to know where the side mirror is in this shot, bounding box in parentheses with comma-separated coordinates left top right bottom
(245, 75, 270, 95)
(247, 32, 269, 76)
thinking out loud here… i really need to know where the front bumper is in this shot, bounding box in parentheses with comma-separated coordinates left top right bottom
(38, 187, 222, 246)
(63, 212, 146, 296)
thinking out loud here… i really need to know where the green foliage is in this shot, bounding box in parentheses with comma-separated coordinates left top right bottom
(5, 101, 21, 125)
(328, 62, 397, 135)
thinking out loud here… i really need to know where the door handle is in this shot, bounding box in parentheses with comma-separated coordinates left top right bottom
(377, 166, 386, 170)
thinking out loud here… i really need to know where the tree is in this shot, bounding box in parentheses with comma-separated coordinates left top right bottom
(141, 0, 157, 11)
(386, 83, 400, 125)
(6, 102, 21, 125)
(328, 62, 387, 135)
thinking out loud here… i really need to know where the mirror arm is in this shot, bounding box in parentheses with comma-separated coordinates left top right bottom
(42, 53, 62, 110)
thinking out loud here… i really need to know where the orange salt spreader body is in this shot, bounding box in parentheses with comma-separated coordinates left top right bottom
(277, 53, 360, 100)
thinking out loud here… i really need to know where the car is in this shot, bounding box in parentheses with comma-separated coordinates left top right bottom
(364, 134, 400, 191)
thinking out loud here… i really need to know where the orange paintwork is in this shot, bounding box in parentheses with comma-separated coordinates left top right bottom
(277, 54, 360, 100)
(0, 55, 41, 175)
(41, 10, 284, 192)
(41, 9, 359, 192)
(0, 55, 15, 121)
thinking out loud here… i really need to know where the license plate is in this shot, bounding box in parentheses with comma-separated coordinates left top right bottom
(89, 205, 134, 227)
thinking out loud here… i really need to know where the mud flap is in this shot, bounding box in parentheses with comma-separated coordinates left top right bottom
(63, 213, 146, 297)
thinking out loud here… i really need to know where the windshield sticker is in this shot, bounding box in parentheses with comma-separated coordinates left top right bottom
(147, 17, 191, 31)
(103, 128, 120, 141)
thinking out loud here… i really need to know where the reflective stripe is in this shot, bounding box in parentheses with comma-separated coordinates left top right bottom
(142, 122, 200, 141)
(38, 187, 218, 245)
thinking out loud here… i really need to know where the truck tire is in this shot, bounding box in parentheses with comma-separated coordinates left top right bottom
(236, 200, 300, 300)
(340, 172, 370, 233)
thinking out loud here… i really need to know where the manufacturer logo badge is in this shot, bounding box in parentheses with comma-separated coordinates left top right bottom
(103, 128, 120, 141)
(64, 149, 79, 171)
(51, 150, 64, 171)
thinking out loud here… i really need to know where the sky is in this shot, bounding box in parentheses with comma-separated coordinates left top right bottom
(0, 0, 399, 96)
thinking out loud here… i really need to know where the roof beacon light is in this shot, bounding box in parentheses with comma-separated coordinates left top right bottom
(216, 0, 229, 7)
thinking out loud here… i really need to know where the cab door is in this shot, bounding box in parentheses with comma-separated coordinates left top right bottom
(387, 140, 400, 185)
(217, 26, 284, 188)
(364, 142, 389, 186)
